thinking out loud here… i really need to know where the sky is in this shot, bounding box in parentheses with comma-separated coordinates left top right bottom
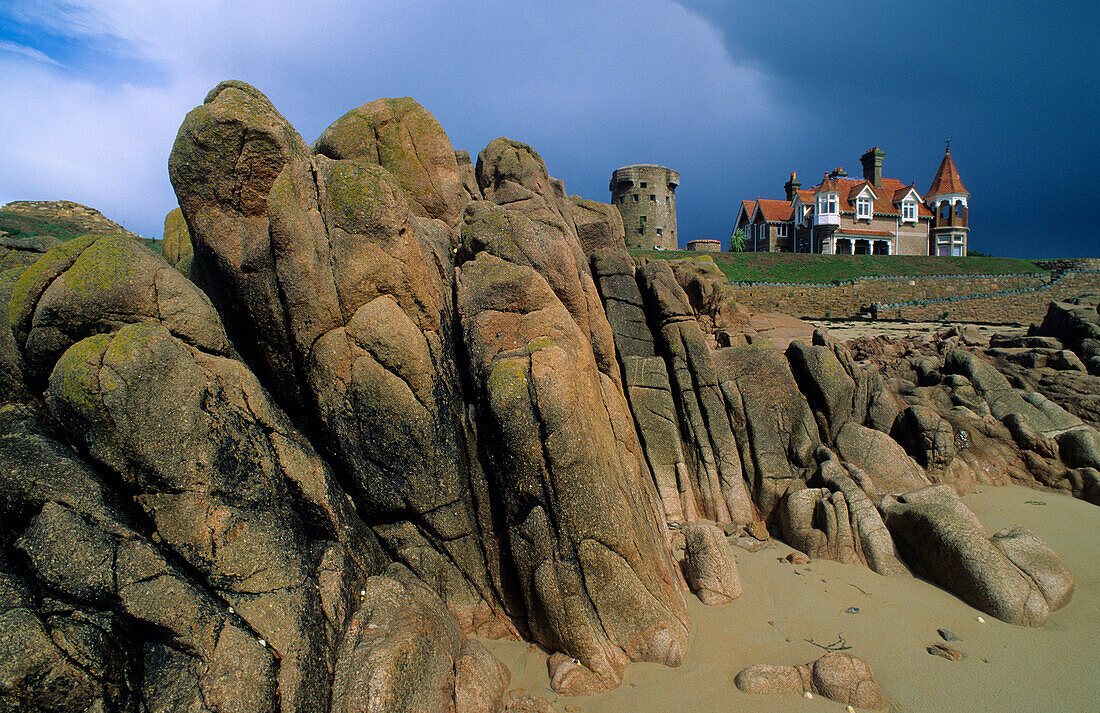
(0, 0, 1096, 258)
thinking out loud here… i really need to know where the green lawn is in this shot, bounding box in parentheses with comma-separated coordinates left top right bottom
(630, 250, 1044, 283)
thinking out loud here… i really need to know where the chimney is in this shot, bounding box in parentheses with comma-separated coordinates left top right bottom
(784, 171, 801, 201)
(861, 147, 884, 187)
(829, 167, 848, 178)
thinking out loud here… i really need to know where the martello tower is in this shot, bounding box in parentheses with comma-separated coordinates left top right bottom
(609, 164, 679, 250)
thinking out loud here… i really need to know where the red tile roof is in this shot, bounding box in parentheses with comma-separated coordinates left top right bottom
(755, 198, 793, 222)
(927, 148, 968, 196)
(849, 183, 876, 201)
(809, 176, 933, 217)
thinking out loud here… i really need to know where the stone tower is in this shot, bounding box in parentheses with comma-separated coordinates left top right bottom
(609, 164, 679, 250)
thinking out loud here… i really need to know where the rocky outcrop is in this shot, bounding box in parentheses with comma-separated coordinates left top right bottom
(713, 344, 819, 520)
(882, 485, 1070, 626)
(457, 249, 688, 693)
(1, 199, 143, 242)
(162, 206, 193, 274)
(680, 523, 742, 605)
(1035, 300, 1100, 374)
(638, 261, 754, 526)
(170, 81, 507, 636)
(569, 195, 625, 256)
(779, 451, 910, 577)
(313, 97, 470, 227)
(0, 234, 62, 271)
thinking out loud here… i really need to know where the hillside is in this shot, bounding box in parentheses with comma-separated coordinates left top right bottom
(0, 199, 160, 251)
(630, 250, 1044, 283)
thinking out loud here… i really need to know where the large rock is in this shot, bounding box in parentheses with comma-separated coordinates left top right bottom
(476, 137, 577, 240)
(681, 523, 742, 604)
(457, 251, 689, 692)
(170, 81, 508, 633)
(778, 453, 909, 576)
(462, 200, 618, 384)
(162, 206, 194, 273)
(945, 349, 1083, 435)
(990, 526, 1074, 611)
(46, 322, 384, 711)
(8, 233, 231, 389)
(735, 653, 885, 710)
(835, 422, 931, 495)
(667, 258, 756, 340)
(881, 485, 1068, 626)
(313, 97, 469, 227)
(570, 195, 625, 256)
(638, 261, 754, 525)
(894, 404, 958, 473)
(786, 340, 855, 442)
(1, 407, 278, 713)
(330, 566, 509, 713)
(1036, 300, 1100, 369)
(0, 268, 30, 402)
(168, 80, 326, 415)
(591, 248, 694, 523)
(714, 344, 819, 521)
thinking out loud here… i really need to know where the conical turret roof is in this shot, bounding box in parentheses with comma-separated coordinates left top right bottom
(927, 147, 968, 196)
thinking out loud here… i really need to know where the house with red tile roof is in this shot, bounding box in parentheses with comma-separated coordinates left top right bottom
(732, 146, 968, 255)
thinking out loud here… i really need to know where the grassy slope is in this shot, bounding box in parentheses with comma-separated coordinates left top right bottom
(0, 209, 163, 253)
(630, 250, 1044, 283)
(0, 210, 89, 242)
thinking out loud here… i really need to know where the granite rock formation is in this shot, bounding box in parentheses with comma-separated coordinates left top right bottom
(0, 81, 1092, 711)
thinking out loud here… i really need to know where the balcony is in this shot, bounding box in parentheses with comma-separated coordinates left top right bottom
(813, 213, 840, 227)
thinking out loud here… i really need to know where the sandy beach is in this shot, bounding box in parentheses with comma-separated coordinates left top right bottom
(483, 484, 1100, 712)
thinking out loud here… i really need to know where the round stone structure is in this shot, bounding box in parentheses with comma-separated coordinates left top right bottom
(609, 164, 679, 250)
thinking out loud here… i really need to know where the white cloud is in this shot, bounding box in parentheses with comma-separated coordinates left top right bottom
(0, 41, 65, 67)
(0, 0, 787, 238)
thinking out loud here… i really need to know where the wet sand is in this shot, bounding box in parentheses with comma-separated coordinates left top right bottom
(482, 485, 1100, 712)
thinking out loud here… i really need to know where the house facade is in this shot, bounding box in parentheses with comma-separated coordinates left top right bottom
(733, 147, 969, 255)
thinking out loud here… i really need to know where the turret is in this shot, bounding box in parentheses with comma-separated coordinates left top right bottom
(925, 144, 969, 255)
(609, 164, 679, 250)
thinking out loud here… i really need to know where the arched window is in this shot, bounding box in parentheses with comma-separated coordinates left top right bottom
(940, 202, 950, 220)
(957, 203, 968, 220)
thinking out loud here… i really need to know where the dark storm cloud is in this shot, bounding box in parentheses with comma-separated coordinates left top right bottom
(674, 0, 1100, 257)
(0, 1, 1094, 257)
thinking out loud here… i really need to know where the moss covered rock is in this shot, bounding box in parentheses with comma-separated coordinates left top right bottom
(161, 206, 193, 274)
(313, 97, 469, 227)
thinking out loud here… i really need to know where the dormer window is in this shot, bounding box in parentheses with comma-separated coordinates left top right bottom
(902, 201, 916, 222)
(856, 197, 872, 219)
(817, 193, 838, 215)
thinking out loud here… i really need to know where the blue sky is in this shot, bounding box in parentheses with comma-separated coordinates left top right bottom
(0, 0, 1096, 257)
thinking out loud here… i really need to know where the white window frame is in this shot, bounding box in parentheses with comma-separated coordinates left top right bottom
(856, 197, 872, 219)
(902, 201, 916, 222)
(777, 223, 788, 238)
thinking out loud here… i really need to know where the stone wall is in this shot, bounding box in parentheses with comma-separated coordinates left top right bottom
(727, 271, 1100, 324)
